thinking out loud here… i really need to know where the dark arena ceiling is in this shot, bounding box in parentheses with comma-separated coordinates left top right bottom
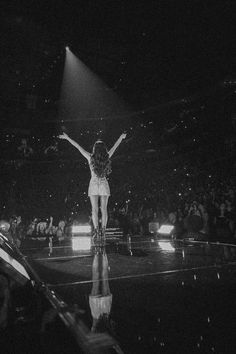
(0, 0, 235, 134)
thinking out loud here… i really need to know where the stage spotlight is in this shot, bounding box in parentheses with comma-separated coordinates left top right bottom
(158, 225, 174, 236)
(71, 224, 92, 250)
(72, 225, 91, 235)
(158, 241, 175, 252)
(72, 236, 91, 251)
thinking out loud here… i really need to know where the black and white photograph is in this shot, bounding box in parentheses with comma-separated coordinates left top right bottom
(0, 1, 236, 353)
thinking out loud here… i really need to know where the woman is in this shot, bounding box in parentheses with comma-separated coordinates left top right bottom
(58, 132, 126, 241)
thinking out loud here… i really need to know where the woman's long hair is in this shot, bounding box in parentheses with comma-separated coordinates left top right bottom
(90, 141, 111, 178)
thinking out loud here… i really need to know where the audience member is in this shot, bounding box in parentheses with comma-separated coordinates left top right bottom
(17, 138, 34, 159)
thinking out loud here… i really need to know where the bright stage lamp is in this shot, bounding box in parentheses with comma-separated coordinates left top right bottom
(158, 225, 174, 235)
(72, 225, 91, 234)
(158, 241, 175, 252)
(72, 236, 91, 251)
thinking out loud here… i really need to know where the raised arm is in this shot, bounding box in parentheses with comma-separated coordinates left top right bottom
(58, 132, 90, 160)
(108, 133, 126, 158)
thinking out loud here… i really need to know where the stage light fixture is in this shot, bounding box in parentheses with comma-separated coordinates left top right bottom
(72, 236, 91, 251)
(158, 241, 175, 252)
(72, 225, 91, 234)
(158, 225, 174, 235)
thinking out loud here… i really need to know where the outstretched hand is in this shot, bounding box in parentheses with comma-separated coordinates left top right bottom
(58, 132, 69, 140)
(120, 132, 127, 140)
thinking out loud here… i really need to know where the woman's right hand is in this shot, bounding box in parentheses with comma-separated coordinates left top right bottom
(120, 132, 127, 140)
(58, 132, 68, 140)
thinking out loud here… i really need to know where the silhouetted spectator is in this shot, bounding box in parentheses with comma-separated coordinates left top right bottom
(44, 140, 59, 157)
(17, 138, 34, 158)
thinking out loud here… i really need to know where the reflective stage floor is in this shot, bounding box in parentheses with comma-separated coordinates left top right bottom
(21, 237, 236, 354)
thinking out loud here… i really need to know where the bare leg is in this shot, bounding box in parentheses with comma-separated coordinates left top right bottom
(102, 252, 111, 296)
(90, 254, 100, 295)
(90, 195, 99, 229)
(100, 195, 109, 229)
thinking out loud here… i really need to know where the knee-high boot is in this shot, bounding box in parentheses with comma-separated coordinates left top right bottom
(101, 227, 106, 245)
(92, 227, 99, 245)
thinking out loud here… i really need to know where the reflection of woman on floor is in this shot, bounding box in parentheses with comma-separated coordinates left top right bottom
(59, 132, 126, 241)
(89, 246, 113, 334)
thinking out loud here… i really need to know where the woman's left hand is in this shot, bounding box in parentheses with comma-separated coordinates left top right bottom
(58, 132, 68, 140)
